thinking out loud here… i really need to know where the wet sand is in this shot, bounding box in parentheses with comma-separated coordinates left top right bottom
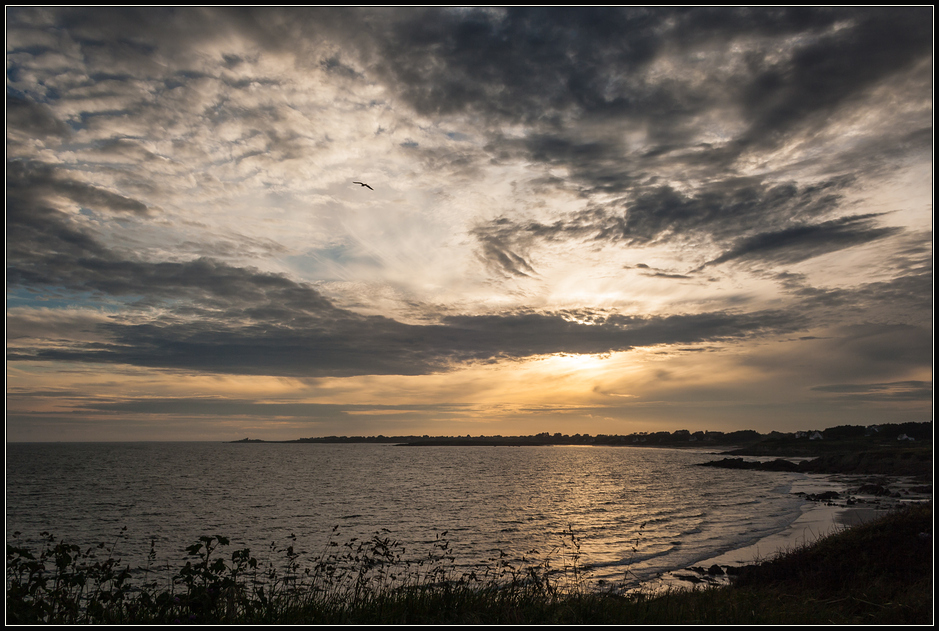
(640, 473, 929, 593)
(697, 502, 887, 569)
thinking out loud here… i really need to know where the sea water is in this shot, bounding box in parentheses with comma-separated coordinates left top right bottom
(6, 442, 808, 589)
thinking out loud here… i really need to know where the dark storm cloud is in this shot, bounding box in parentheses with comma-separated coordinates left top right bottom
(734, 8, 932, 147)
(7, 160, 149, 220)
(9, 8, 929, 198)
(10, 7, 929, 140)
(613, 177, 852, 244)
(6, 6, 360, 71)
(811, 381, 932, 402)
(374, 7, 930, 153)
(10, 243, 339, 318)
(373, 7, 658, 123)
(7, 163, 120, 273)
(372, 7, 930, 131)
(472, 176, 871, 274)
(10, 301, 808, 378)
(701, 214, 903, 269)
(7, 94, 72, 139)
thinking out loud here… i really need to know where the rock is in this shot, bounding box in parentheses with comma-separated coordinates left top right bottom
(805, 491, 840, 501)
(699, 457, 799, 471)
(762, 458, 800, 472)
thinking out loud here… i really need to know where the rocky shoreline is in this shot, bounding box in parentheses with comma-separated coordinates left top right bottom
(699, 447, 932, 479)
(654, 469, 932, 591)
(686, 435, 932, 588)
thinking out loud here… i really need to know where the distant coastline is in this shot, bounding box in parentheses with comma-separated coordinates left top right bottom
(231, 421, 930, 448)
(232, 421, 932, 478)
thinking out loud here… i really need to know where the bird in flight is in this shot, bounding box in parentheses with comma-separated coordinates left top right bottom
(353, 181, 374, 190)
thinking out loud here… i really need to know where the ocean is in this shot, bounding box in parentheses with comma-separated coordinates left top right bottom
(6, 442, 812, 589)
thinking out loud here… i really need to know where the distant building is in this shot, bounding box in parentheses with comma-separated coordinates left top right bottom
(809, 431, 823, 440)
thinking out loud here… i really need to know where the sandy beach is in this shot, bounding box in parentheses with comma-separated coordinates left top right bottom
(644, 472, 931, 592)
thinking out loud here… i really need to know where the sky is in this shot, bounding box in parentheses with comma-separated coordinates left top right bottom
(6, 7, 933, 441)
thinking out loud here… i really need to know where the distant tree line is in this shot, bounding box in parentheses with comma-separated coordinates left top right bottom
(278, 429, 766, 446)
(233, 421, 931, 446)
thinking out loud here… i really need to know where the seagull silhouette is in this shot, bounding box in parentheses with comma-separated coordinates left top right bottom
(353, 181, 374, 190)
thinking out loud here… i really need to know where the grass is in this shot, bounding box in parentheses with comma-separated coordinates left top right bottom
(6, 504, 932, 624)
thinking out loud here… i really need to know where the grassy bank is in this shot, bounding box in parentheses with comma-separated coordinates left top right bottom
(7, 504, 932, 624)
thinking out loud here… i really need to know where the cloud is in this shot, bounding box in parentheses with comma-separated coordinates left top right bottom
(627, 264, 692, 280)
(735, 8, 932, 148)
(701, 214, 903, 269)
(471, 220, 539, 278)
(72, 398, 463, 418)
(10, 295, 809, 378)
(824, 323, 932, 371)
(4, 8, 931, 438)
(6, 94, 72, 140)
(371, 8, 933, 137)
(470, 176, 866, 273)
(811, 380, 932, 402)
(369, 8, 931, 188)
(785, 266, 933, 328)
(613, 177, 852, 244)
(7, 157, 814, 378)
